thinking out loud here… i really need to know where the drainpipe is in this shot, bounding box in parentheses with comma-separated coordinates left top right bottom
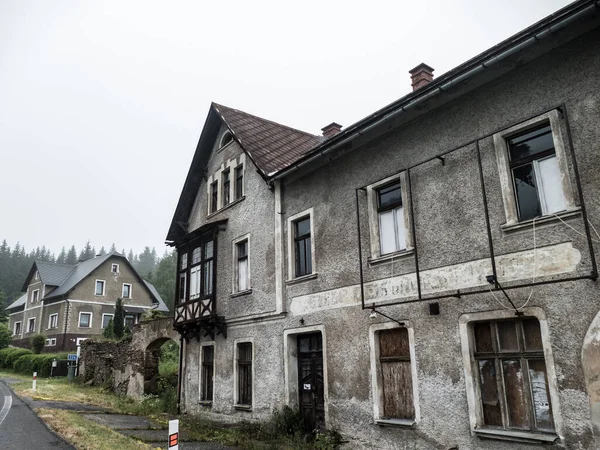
(176, 336, 184, 414)
(269, 0, 600, 182)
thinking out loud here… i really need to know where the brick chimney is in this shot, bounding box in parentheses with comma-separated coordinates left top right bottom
(321, 122, 343, 139)
(409, 63, 434, 91)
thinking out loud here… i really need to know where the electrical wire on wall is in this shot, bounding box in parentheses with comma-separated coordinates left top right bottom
(487, 214, 600, 312)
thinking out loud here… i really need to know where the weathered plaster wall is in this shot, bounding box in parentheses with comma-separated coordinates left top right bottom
(180, 24, 600, 449)
(186, 125, 278, 319)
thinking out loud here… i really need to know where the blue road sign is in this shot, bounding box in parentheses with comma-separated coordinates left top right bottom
(67, 354, 78, 361)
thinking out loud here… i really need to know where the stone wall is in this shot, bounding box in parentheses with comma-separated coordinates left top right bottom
(79, 317, 178, 398)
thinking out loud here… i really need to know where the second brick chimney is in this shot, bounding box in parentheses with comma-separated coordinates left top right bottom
(409, 63, 434, 91)
(321, 122, 343, 139)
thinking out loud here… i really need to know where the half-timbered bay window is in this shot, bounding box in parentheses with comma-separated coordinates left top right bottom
(236, 342, 253, 408)
(472, 318, 555, 435)
(175, 230, 218, 326)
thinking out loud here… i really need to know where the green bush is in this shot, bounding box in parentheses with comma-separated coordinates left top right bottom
(30, 334, 46, 354)
(12, 352, 68, 377)
(0, 347, 32, 369)
(0, 324, 11, 349)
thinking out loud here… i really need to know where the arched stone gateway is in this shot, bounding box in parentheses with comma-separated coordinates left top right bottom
(80, 317, 179, 399)
(582, 310, 600, 448)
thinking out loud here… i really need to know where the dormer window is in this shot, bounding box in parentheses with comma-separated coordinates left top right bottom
(219, 131, 233, 149)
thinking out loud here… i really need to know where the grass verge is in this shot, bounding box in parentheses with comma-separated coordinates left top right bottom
(36, 408, 160, 450)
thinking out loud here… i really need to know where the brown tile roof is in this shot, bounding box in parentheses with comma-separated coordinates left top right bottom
(213, 103, 323, 176)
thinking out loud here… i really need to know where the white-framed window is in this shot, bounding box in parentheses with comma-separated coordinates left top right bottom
(233, 235, 250, 293)
(95, 279, 105, 296)
(199, 342, 215, 403)
(366, 173, 412, 260)
(222, 168, 231, 207)
(34, 270, 39, 280)
(234, 164, 244, 200)
(48, 313, 58, 329)
(78, 312, 92, 328)
(287, 208, 316, 280)
(111, 263, 119, 273)
(494, 110, 576, 227)
(27, 317, 36, 333)
(13, 321, 22, 335)
(234, 340, 254, 408)
(102, 313, 114, 328)
(45, 338, 56, 346)
(31, 289, 39, 303)
(369, 322, 419, 426)
(122, 283, 132, 299)
(206, 154, 247, 216)
(459, 308, 561, 443)
(219, 130, 233, 149)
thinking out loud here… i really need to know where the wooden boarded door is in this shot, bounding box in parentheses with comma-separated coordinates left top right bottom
(298, 333, 325, 431)
(379, 327, 414, 419)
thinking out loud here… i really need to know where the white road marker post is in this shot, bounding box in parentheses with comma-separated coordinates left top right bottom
(32, 372, 37, 392)
(168, 419, 179, 450)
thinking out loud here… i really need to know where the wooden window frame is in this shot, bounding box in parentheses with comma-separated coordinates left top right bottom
(210, 181, 218, 214)
(286, 208, 316, 281)
(235, 164, 244, 200)
(14, 321, 22, 335)
(200, 343, 215, 403)
(232, 235, 251, 293)
(459, 308, 562, 443)
(234, 340, 254, 408)
(222, 169, 230, 207)
(493, 110, 576, 228)
(369, 322, 419, 426)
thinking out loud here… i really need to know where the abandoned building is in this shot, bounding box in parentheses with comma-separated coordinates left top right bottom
(166, 1, 600, 448)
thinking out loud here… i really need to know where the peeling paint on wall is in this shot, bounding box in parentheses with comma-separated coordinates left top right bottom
(291, 243, 581, 315)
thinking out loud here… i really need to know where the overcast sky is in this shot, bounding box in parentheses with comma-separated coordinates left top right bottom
(0, 0, 572, 257)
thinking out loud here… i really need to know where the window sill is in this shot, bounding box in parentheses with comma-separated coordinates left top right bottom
(474, 428, 558, 444)
(198, 401, 212, 407)
(501, 207, 581, 233)
(234, 404, 252, 411)
(207, 196, 245, 218)
(368, 248, 415, 266)
(375, 419, 415, 428)
(231, 289, 252, 298)
(286, 273, 318, 285)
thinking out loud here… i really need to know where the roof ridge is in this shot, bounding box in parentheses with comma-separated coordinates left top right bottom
(36, 260, 75, 267)
(212, 102, 319, 139)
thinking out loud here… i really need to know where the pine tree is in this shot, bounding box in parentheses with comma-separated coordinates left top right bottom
(109, 243, 117, 253)
(57, 247, 67, 264)
(79, 241, 95, 261)
(98, 246, 106, 256)
(66, 246, 78, 265)
(153, 250, 176, 312)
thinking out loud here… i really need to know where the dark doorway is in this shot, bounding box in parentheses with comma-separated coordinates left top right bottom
(298, 332, 325, 431)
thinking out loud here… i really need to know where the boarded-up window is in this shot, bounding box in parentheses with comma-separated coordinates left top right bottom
(378, 328, 414, 419)
(237, 342, 252, 406)
(473, 318, 554, 432)
(201, 346, 214, 402)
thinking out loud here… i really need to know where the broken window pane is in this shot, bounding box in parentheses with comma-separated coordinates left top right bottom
(497, 321, 519, 352)
(478, 359, 503, 426)
(528, 359, 554, 431)
(502, 359, 530, 429)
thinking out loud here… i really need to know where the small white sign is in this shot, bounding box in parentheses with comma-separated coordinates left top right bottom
(168, 419, 179, 450)
(303, 383, 311, 390)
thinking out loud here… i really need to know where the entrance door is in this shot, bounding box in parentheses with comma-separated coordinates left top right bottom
(298, 332, 325, 431)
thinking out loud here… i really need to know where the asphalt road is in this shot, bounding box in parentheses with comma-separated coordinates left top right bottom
(0, 380, 73, 450)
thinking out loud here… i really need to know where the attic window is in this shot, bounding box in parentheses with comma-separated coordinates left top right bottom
(35, 271, 39, 280)
(111, 264, 119, 273)
(219, 131, 233, 149)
